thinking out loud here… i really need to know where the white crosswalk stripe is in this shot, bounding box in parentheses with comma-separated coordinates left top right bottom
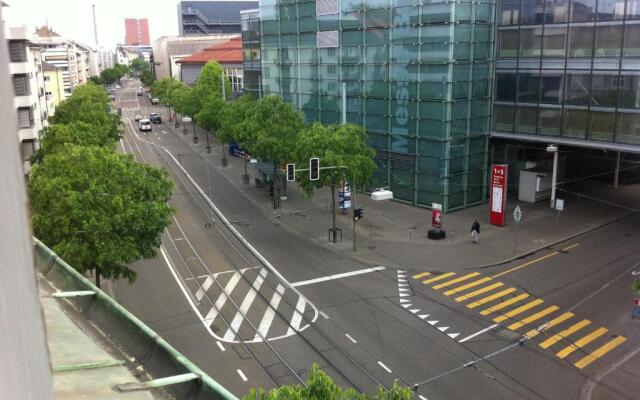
(223, 268, 268, 341)
(196, 267, 318, 343)
(204, 271, 242, 327)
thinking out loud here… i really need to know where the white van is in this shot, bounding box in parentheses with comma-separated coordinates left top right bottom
(138, 118, 152, 132)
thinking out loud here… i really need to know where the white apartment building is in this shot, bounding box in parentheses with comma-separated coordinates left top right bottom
(7, 26, 48, 163)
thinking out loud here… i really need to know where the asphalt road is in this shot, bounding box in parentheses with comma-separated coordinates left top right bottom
(110, 80, 640, 400)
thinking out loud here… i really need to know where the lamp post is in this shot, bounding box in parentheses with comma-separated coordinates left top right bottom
(546, 144, 558, 208)
(192, 120, 198, 144)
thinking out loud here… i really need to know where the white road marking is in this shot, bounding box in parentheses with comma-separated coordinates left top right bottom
(427, 320, 439, 325)
(216, 341, 226, 351)
(377, 361, 392, 373)
(402, 304, 411, 308)
(400, 299, 410, 303)
(287, 296, 307, 335)
(291, 266, 386, 287)
(399, 293, 410, 297)
(204, 271, 242, 326)
(419, 395, 429, 400)
(195, 276, 214, 301)
(345, 333, 358, 343)
(223, 269, 268, 341)
(119, 138, 126, 153)
(418, 314, 429, 319)
(254, 284, 285, 340)
(437, 326, 449, 332)
(447, 333, 460, 339)
(237, 369, 248, 382)
(458, 323, 499, 343)
(410, 309, 420, 313)
(319, 311, 330, 319)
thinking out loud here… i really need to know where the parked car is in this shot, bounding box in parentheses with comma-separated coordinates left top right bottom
(138, 118, 152, 132)
(149, 113, 162, 124)
(136, 89, 143, 96)
(151, 98, 160, 104)
(134, 114, 142, 122)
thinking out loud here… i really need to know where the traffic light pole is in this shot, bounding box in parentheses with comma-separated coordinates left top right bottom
(352, 172, 357, 252)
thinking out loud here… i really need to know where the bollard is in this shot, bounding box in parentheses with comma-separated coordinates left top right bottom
(193, 136, 199, 144)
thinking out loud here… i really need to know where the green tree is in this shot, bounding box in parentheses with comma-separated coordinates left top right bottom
(50, 83, 121, 140)
(217, 94, 256, 145)
(243, 364, 412, 400)
(32, 122, 116, 163)
(88, 76, 103, 85)
(294, 123, 376, 198)
(130, 58, 148, 72)
(192, 61, 231, 107)
(29, 145, 174, 287)
(234, 95, 304, 208)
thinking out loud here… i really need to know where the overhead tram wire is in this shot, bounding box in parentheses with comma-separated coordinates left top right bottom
(153, 128, 394, 393)
(411, 260, 640, 398)
(123, 114, 306, 388)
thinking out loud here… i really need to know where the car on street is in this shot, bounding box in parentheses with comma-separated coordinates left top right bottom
(136, 89, 143, 96)
(151, 98, 160, 105)
(138, 118, 152, 132)
(134, 114, 142, 122)
(149, 113, 162, 124)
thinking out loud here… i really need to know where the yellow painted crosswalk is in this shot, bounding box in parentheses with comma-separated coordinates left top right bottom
(411, 266, 627, 370)
(574, 336, 627, 369)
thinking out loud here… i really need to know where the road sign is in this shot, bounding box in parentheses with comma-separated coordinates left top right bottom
(490, 164, 508, 226)
(513, 205, 522, 224)
(555, 198, 564, 211)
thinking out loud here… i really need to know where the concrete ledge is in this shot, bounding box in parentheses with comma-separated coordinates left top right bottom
(34, 237, 238, 400)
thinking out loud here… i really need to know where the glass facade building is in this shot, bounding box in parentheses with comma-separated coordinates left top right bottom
(259, 0, 496, 212)
(242, 9, 262, 97)
(493, 0, 640, 146)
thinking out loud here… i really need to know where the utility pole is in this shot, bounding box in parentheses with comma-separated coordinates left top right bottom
(342, 83, 357, 252)
(92, 4, 99, 46)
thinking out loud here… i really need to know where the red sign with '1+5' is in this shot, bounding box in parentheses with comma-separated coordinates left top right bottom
(489, 164, 508, 227)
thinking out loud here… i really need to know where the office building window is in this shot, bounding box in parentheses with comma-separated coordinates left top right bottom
(541, 73, 563, 103)
(494, 104, 516, 131)
(624, 24, 640, 57)
(565, 73, 591, 105)
(589, 110, 615, 140)
(568, 26, 594, 57)
(543, 26, 567, 57)
(616, 112, 640, 143)
(590, 73, 619, 107)
(571, 0, 596, 21)
(516, 105, 539, 132)
(517, 72, 541, 102)
(522, 0, 545, 24)
(596, 0, 625, 20)
(627, 0, 640, 18)
(538, 107, 562, 135)
(500, 0, 521, 25)
(619, 74, 640, 108)
(519, 27, 543, 57)
(595, 24, 623, 57)
(544, 0, 568, 23)
(496, 73, 517, 100)
(498, 29, 519, 57)
(563, 108, 588, 137)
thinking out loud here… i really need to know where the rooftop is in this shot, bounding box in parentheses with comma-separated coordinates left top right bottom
(177, 36, 242, 65)
(180, 1, 258, 24)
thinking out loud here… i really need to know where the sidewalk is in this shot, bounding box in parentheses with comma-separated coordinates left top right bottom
(174, 122, 640, 272)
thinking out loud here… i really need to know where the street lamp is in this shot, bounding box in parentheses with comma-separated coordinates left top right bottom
(546, 144, 558, 208)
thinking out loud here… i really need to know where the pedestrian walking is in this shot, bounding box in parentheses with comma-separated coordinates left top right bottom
(471, 219, 480, 243)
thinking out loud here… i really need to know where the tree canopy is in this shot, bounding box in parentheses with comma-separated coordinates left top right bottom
(29, 145, 174, 285)
(217, 94, 256, 145)
(49, 83, 121, 140)
(243, 364, 412, 400)
(234, 95, 304, 165)
(294, 123, 376, 197)
(32, 121, 116, 163)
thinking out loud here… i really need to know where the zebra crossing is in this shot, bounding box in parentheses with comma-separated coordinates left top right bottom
(192, 267, 318, 344)
(412, 269, 627, 370)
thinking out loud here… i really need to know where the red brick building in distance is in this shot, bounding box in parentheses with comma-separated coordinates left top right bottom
(177, 37, 244, 92)
(124, 18, 150, 46)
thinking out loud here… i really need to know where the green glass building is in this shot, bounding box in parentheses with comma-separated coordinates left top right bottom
(258, 0, 496, 212)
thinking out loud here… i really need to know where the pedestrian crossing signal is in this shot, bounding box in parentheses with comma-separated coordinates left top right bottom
(309, 157, 319, 181)
(286, 163, 295, 181)
(353, 208, 363, 221)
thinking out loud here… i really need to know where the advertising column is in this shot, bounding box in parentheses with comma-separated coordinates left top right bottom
(489, 164, 508, 227)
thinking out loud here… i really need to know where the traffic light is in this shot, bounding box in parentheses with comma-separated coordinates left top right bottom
(309, 157, 319, 181)
(353, 208, 363, 221)
(286, 163, 295, 181)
